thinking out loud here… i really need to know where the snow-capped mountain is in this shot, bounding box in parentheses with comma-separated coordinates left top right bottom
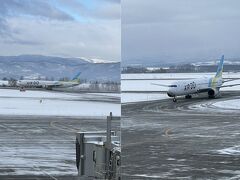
(191, 60, 240, 66)
(79, 57, 116, 64)
(0, 55, 120, 82)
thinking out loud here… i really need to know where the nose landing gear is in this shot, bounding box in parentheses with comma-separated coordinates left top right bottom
(173, 97, 177, 102)
(185, 94, 192, 99)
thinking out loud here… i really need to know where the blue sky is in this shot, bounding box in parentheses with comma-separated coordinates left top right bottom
(0, 0, 120, 61)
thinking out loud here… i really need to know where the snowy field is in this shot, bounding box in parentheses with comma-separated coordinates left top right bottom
(0, 89, 120, 177)
(213, 99, 240, 110)
(216, 146, 240, 155)
(189, 98, 240, 113)
(122, 73, 240, 103)
(0, 116, 120, 177)
(121, 72, 240, 80)
(0, 145, 77, 176)
(121, 93, 168, 103)
(0, 89, 120, 116)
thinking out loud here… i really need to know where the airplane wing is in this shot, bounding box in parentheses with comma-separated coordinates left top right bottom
(220, 83, 240, 88)
(195, 83, 240, 91)
(196, 88, 212, 93)
(43, 82, 62, 89)
(151, 83, 176, 87)
(223, 79, 240, 83)
(46, 84, 61, 87)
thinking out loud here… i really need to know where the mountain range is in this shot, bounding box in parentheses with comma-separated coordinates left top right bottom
(0, 55, 120, 83)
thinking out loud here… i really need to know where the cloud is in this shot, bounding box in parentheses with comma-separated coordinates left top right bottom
(123, 0, 240, 25)
(0, 16, 120, 61)
(0, 18, 10, 36)
(0, 0, 120, 62)
(0, 0, 74, 38)
(92, 2, 120, 20)
(104, 0, 121, 4)
(122, 0, 240, 65)
(1, 0, 73, 21)
(57, 0, 120, 20)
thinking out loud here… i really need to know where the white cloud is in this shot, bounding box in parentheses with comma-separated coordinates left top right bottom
(122, 0, 240, 65)
(0, 0, 120, 62)
(0, 17, 120, 61)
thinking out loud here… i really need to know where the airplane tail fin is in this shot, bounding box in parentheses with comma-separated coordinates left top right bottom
(72, 72, 81, 83)
(215, 55, 224, 78)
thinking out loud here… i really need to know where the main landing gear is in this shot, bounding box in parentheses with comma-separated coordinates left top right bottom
(173, 97, 177, 102)
(185, 94, 192, 99)
(173, 94, 193, 102)
(20, 87, 25, 92)
(208, 95, 215, 99)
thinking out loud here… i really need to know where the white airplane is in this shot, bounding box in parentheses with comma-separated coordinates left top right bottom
(0, 80, 9, 87)
(17, 72, 81, 90)
(153, 55, 240, 102)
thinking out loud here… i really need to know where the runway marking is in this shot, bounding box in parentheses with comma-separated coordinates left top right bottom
(0, 123, 63, 178)
(0, 124, 19, 133)
(32, 165, 58, 180)
(50, 121, 79, 133)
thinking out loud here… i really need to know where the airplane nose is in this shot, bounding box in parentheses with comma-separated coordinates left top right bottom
(167, 89, 174, 97)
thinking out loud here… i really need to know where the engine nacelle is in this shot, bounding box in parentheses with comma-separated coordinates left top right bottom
(208, 88, 219, 98)
(167, 92, 174, 97)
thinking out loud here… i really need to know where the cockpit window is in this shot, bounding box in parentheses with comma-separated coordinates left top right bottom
(169, 85, 177, 87)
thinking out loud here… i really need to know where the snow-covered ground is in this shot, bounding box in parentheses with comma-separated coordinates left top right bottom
(122, 93, 168, 103)
(132, 174, 164, 179)
(0, 89, 120, 116)
(212, 99, 240, 110)
(216, 146, 240, 155)
(0, 80, 8, 86)
(91, 92, 121, 98)
(0, 89, 120, 176)
(121, 72, 240, 80)
(122, 79, 170, 92)
(0, 146, 77, 176)
(0, 89, 79, 99)
(188, 98, 240, 113)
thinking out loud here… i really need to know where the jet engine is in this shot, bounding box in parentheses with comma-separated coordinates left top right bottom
(208, 88, 219, 98)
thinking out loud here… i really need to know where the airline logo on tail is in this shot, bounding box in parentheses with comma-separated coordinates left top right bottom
(71, 72, 81, 83)
(209, 55, 224, 88)
(215, 55, 224, 78)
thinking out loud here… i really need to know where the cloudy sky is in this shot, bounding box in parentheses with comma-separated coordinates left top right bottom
(122, 0, 240, 65)
(0, 0, 120, 61)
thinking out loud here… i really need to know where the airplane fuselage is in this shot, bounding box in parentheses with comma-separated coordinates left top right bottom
(59, 81, 79, 88)
(167, 77, 223, 97)
(15, 72, 81, 90)
(17, 80, 60, 88)
(17, 79, 80, 89)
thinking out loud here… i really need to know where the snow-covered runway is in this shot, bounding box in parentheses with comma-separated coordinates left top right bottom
(122, 93, 240, 179)
(122, 73, 240, 179)
(0, 89, 120, 117)
(0, 89, 120, 178)
(0, 116, 120, 179)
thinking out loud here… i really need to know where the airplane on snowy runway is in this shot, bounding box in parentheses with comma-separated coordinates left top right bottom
(152, 55, 240, 102)
(17, 72, 81, 90)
